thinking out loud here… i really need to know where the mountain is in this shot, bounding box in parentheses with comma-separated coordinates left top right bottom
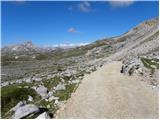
(1, 17, 159, 119)
(2, 41, 55, 55)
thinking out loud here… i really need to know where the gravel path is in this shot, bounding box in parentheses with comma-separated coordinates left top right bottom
(56, 61, 158, 119)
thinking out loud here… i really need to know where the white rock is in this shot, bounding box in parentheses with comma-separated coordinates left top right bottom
(71, 80, 79, 84)
(48, 96, 59, 102)
(61, 78, 65, 83)
(36, 112, 50, 119)
(28, 95, 33, 102)
(48, 91, 53, 97)
(47, 74, 55, 79)
(32, 86, 37, 90)
(13, 104, 39, 119)
(55, 100, 59, 105)
(11, 101, 26, 112)
(25, 78, 31, 83)
(2, 82, 9, 86)
(15, 56, 19, 59)
(36, 86, 48, 99)
(24, 86, 29, 88)
(34, 77, 42, 81)
(151, 65, 157, 69)
(54, 83, 66, 91)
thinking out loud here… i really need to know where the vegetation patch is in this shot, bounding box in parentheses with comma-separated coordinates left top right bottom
(42, 76, 61, 90)
(54, 84, 76, 101)
(141, 57, 159, 69)
(1, 84, 39, 118)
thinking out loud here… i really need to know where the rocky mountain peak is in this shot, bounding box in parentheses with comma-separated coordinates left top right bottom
(22, 41, 35, 48)
(133, 17, 158, 32)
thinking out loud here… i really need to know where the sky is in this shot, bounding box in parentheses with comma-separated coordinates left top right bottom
(1, 1, 159, 47)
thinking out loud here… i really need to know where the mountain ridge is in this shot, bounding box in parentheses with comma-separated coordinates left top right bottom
(1, 17, 159, 119)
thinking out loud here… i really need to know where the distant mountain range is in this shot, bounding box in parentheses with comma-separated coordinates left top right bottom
(2, 41, 90, 54)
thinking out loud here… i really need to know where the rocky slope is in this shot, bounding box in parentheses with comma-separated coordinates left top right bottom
(1, 17, 159, 118)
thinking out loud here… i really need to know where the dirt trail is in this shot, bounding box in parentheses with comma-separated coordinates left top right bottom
(56, 61, 158, 119)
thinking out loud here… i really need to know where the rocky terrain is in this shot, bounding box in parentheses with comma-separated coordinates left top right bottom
(56, 61, 158, 118)
(1, 17, 159, 118)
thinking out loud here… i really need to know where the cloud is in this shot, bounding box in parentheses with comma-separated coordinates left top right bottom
(77, 1, 92, 12)
(52, 42, 90, 48)
(109, 1, 134, 8)
(67, 27, 79, 33)
(9, 1, 31, 6)
(68, 2, 93, 13)
(11, 0, 26, 4)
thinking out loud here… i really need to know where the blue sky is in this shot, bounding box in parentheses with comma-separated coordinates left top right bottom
(1, 1, 159, 47)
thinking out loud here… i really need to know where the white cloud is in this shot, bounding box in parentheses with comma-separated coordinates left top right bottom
(11, 0, 27, 5)
(77, 1, 92, 12)
(109, 1, 134, 8)
(67, 27, 79, 33)
(52, 42, 90, 48)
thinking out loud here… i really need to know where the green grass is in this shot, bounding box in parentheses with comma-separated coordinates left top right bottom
(141, 57, 159, 69)
(37, 99, 49, 107)
(62, 75, 73, 83)
(1, 84, 39, 118)
(54, 84, 76, 101)
(36, 54, 49, 60)
(42, 76, 61, 90)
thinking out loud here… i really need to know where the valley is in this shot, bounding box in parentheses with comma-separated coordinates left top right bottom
(1, 17, 159, 119)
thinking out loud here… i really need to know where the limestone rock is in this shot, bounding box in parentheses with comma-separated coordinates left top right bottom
(36, 112, 51, 119)
(11, 101, 26, 112)
(48, 96, 59, 102)
(36, 85, 48, 99)
(54, 83, 66, 91)
(28, 95, 33, 102)
(12, 104, 39, 119)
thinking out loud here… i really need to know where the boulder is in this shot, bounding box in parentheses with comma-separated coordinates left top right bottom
(11, 101, 26, 112)
(36, 112, 51, 119)
(48, 96, 59, 102)
(12, 104, 39, 119)
(54, 83, 66, 91)
(36, 86, 48, 99)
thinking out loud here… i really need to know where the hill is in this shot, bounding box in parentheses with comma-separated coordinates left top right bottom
(1, 17, 159, 119)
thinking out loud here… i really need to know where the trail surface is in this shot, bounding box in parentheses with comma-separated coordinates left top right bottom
(56, 61, 158, 119)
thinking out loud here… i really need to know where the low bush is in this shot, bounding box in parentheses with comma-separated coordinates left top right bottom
(1, 84, 38, 118)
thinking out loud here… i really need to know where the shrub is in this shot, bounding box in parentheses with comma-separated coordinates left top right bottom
(1, 85, 38, 118)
